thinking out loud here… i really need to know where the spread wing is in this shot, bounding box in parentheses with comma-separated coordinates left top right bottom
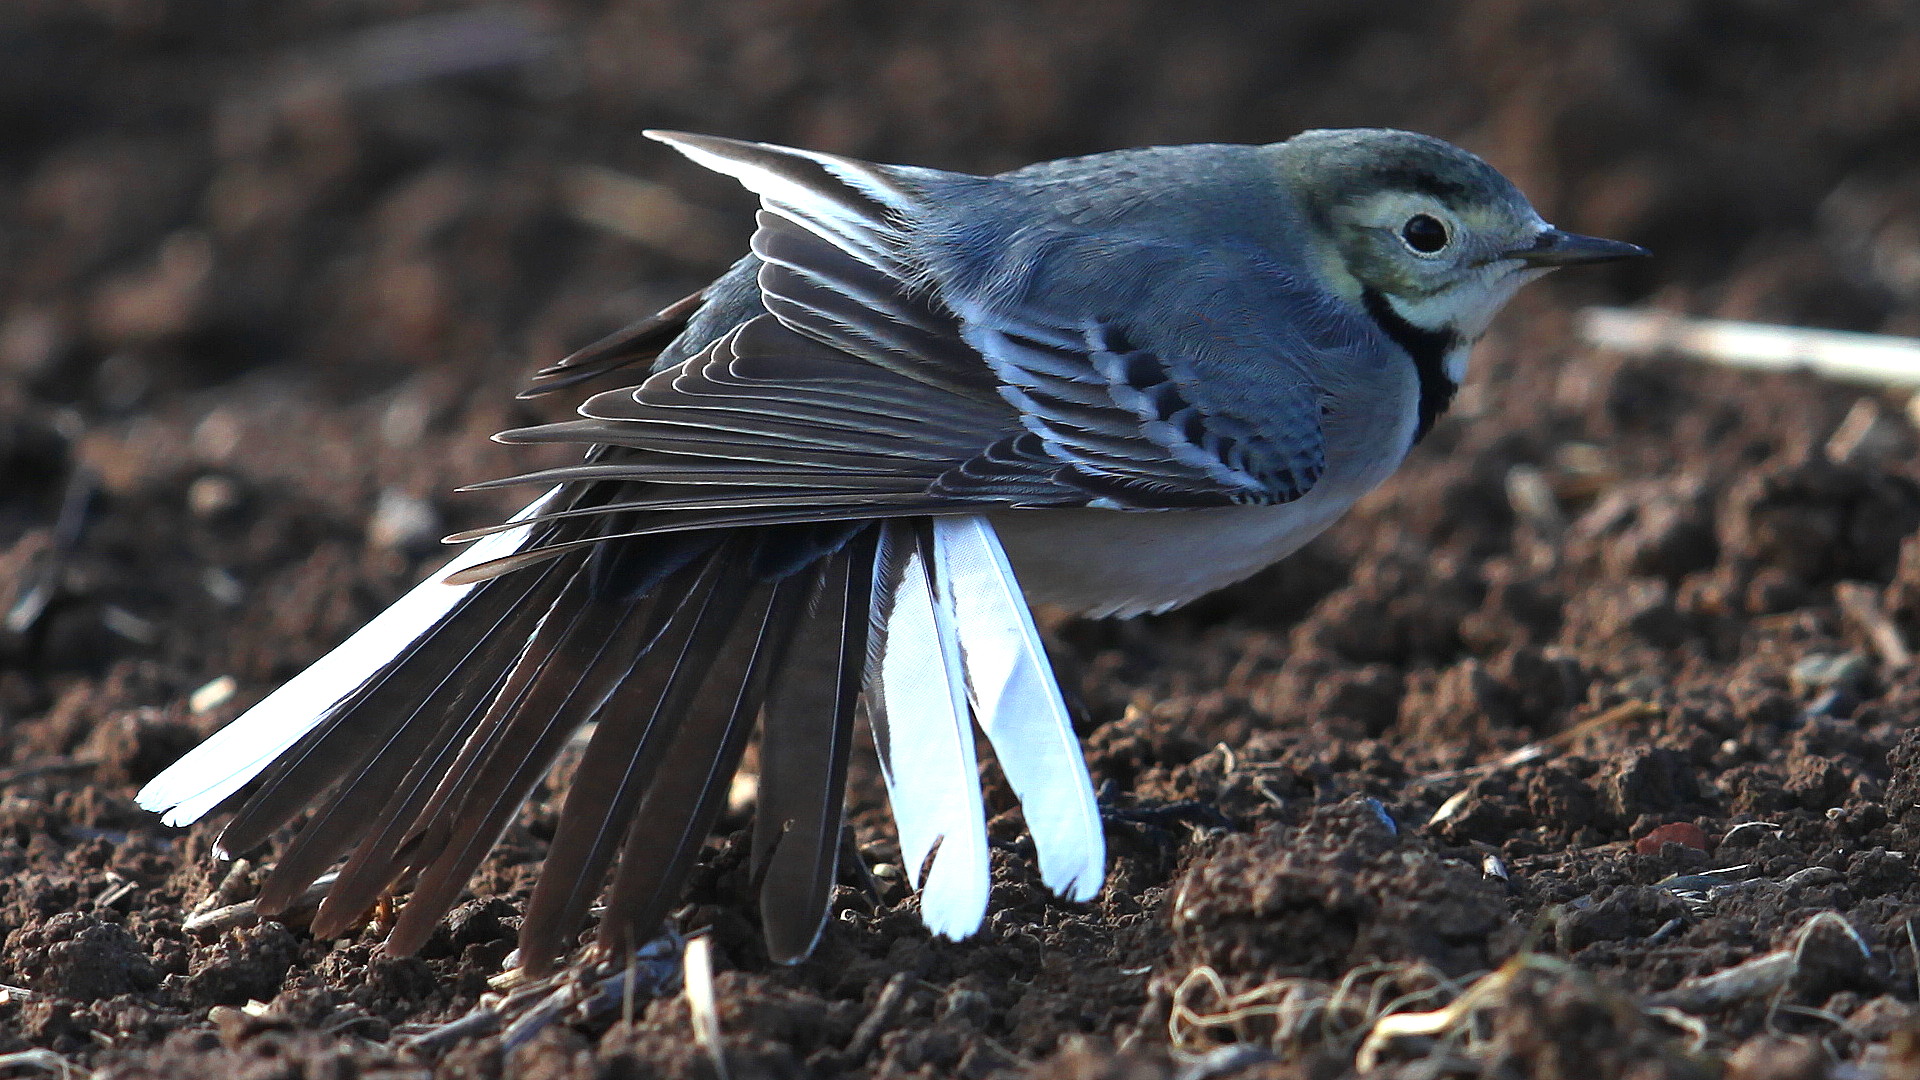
(458, 132, 1326, 580)
(151, 134, 1347, 969)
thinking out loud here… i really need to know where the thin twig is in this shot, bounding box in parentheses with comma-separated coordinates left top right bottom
(842, 972, 913, 1064)
(1907, 918, 1920, 1004)
(182, 871, 336, 935)
(1646, 912, 1868, 1013)
(1836, 582, 1912, 670)
(0, 757, 102, 788)
(5, 466, 95, 638)
(1580, 307, 1920, 388)
(406, 936, 681, 1055)
(684, 932, 729, 1080)
(1419, 700, 1659, 786)
(0, 1049, 91, 1078)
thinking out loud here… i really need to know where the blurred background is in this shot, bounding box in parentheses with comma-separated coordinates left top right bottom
(0, 0, 1916, 723)
(8, 0, 1920, 401)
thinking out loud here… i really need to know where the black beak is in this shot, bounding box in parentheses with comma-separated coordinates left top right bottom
(1508, 228, 1650, 268)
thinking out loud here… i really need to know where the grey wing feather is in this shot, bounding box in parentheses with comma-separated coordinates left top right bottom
(953, 315, 1325, 508)
(492, 134, 1332, 556)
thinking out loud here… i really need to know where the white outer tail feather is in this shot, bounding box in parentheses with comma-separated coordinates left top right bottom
(869, 529, 990, 939)
(871, 515, 1107, 942)
(135, 488, 561, 832)
(932, 516, 1104, 902)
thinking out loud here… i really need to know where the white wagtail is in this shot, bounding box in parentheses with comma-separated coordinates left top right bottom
(139, 128, 1645, 972)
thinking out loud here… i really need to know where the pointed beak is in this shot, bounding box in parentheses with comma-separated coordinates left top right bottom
(1506, 229, 1650, 268)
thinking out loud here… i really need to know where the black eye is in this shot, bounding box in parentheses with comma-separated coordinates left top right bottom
(1400, 213, 1449, 254)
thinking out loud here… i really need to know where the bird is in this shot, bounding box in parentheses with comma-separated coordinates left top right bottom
(138, 128, 1645, 975)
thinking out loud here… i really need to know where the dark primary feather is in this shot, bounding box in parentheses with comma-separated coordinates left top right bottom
(372, 558, 662, 956)
(510, 534, 764, 971)
(522, 289, 707, 398)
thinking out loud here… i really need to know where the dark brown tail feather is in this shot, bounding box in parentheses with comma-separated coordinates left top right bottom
(587, 528, 878, 961)
(237, 483, 653, 902)
(222, 490, 882, 967)
(242, 554, 576, 916)
(374, 546, 728, 955)
(752, 527, 874, 962)
(512, 533, 778, 973)
(300, 530, 708, 939)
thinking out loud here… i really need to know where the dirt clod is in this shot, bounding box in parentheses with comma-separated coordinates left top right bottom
(2, 911, 157, 1000)
(183, 923, 301, 1009)
(1168, 799, 1507, 983)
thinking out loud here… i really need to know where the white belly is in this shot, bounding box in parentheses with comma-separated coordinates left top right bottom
(988, 480, 1376, 618)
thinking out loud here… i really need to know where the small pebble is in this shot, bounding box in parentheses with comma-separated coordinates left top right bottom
(368, 489, 440, 552)
(190, 675, 236, 714)
(203, 567, 244, 606)
(1636, 821, 1710, 854)
(1827, 397, 1904, 464)
(1789, 651, 1870, 697)
(940, 987, 991, 1024)
(187, 474, 241, 518)
(1363, 797, 1397, 836)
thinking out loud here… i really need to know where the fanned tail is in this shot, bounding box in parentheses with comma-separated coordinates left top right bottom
(136, 488, 562, 831)
(143, 499, 1100, 966)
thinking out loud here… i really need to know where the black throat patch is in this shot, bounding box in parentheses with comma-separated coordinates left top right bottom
(1360, 286, 1460, 444)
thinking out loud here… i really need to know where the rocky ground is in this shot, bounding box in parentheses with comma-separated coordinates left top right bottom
(3, 1, 1920, 1077)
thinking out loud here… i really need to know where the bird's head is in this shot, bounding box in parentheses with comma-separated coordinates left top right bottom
(1275, 128, 1645, 356)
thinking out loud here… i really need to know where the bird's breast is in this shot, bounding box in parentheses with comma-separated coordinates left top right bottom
(989, 354, 1421, 618)
(986, 502, 1334, 617)
(988, 460, 1401, 619)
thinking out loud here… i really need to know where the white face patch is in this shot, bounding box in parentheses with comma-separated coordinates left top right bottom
(1384, 261, 1547, 346)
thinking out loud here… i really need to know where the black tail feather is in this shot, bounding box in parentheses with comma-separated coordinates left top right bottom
(587, 587, 792, 959)
(245, 553, 574, 916)
(300, 549, 635, 939)
(377, 543, 728, 955)
(513, 534, 771, 973)
(752, 526, 876, 962)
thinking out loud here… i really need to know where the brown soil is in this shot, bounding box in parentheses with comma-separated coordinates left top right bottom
(5, 2, 1920, 1077)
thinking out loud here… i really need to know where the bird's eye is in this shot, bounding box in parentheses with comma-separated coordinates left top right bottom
(1400, 214, 1449, 254)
